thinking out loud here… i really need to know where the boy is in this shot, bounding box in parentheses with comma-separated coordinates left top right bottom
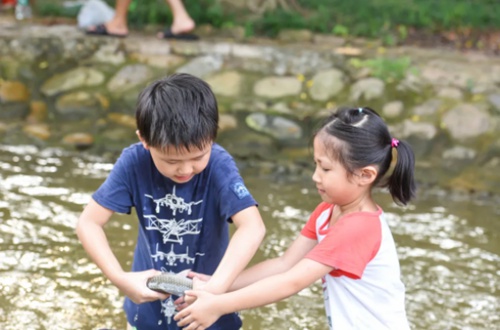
(76, 73, 266, 329)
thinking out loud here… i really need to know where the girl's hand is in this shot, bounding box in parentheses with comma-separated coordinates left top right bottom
(175, 277, 206, 310)
(114, 269, 170, 304)
(173, 290, 222, 329)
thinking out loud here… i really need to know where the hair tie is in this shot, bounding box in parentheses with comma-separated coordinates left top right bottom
(391, 138, 400, 148)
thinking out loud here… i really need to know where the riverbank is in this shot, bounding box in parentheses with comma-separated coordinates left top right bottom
(1, 14, 500, 195)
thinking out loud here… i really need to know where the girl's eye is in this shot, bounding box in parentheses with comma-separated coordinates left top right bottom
(314, 162, 330, 172)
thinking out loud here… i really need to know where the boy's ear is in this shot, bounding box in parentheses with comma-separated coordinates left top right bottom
(136, 130, 149, 150)
(357, 166, 378, 186)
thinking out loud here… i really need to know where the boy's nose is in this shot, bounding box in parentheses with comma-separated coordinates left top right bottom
(177, 163, 192, 175)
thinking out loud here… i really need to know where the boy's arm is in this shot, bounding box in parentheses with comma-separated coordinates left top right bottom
(76, 198, 168, 303)
(175, 257, 332, 329)
(203, 205, 266, 294)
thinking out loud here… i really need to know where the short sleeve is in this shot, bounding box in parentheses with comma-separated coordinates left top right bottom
(305, 214, 382, 279)
(301, 202, 332, 239)
(211, 147, 257, 222)
(92, 149, 134, 214)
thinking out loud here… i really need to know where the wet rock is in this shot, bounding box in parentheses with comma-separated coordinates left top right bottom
(0, 56, 21, 80)
(246, 113, 302, 140)
(27, 101, 48, 123)
(349, 77, 385, 101)
(219, 114, 238, 131)
(253, 76, 302, 98)
(397, 72, 424, 93)
(90, 41, 126, 65)
(419, 59, 500, 93)
(391, 119, 437, 140)
(312, 34, 345, 47)
(219, 130, 277, 160)
(107, 64, 154, 94)
(382, 101, 404, 118)
(308, 69, 345, 101)
(0, 81, 29, 102)
(199, 42, 233, 57)
(129, 53, 185, 69)
(488, 94, 500, 112)
(62, 132, 94, 150)
(55, 92, 99, 120)
(124, 37, 171, 56)
(41, 67, 105, 97)
(442, 104, 492, 140)
(437, 87, 463, 100)
(269, 102, 293, 115)
(170, 42, 203, 57)
(107, 113, 136, 129)
(443, 146, 477, 160)
(273, 48, 334, 76)
(412, 99, 443, 117)
(206, 71, 243, 97)
(0, 102, 29, 119)
(176, 55, 224, 78)
(23, 123, 50, 140)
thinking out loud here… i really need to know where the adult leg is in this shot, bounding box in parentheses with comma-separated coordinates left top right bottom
(165, 0, 195, 35)
(86, 0, 130, 37)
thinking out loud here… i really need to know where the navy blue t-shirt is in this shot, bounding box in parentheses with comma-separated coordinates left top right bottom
(92, 142, 257, 329)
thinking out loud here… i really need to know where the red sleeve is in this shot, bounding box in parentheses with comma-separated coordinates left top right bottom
(305, 213, 382, 279)
(301, 202, 332, 239)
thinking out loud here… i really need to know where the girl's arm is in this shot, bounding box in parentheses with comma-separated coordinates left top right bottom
(229, 234, 318, 291)
(175, 257, 332, 329)
(202, 205, 266, 294)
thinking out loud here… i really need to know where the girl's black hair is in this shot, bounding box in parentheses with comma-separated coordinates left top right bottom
(315, 107, 416, 205)
(135, 73, 219, 151)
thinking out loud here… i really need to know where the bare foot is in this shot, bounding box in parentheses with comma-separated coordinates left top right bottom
(87, 20, 128, 37)
(170, 18, 195, 35)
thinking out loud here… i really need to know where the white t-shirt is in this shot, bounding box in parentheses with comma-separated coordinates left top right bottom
(301, 202, 410, 330)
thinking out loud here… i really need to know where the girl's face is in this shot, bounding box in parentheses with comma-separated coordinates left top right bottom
(312, 135, 360, 205)
(143, 141, 212, 184)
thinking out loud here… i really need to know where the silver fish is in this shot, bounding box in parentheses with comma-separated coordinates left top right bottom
(147, 273, 193, 296)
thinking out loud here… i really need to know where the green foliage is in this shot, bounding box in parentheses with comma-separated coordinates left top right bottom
(349, 56, 416, 82)
(36, 0, 500, 40)
(36, 2, 80, 17)
(332, 24, 349, 37)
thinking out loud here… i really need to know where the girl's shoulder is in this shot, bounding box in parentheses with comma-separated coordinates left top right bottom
(310, 202, 333, 221)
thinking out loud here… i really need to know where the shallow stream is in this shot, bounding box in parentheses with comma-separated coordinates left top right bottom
(0, 144, 499, 330)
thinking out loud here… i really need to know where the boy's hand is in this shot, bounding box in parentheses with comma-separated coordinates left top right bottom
(114, 269, 170, 304)
(174, 290, 222, 329)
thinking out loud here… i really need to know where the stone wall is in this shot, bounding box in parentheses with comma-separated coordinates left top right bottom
(1, 17, 500, 194)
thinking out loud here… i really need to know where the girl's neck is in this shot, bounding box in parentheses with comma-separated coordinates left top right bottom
(330, 197, 378, 225)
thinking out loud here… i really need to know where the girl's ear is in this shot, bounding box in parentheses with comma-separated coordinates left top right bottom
(136, 130, 149, 150)
(357, 166, 378, 186)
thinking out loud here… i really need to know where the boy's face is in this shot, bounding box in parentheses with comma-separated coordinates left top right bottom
(138, 133, 212, 184)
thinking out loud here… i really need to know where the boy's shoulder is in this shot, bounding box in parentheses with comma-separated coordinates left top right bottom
(115, 143, 150, 167)
(210, 143, 235, 162)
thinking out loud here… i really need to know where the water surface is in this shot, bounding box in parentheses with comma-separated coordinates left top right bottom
(0, 145, 499, 330)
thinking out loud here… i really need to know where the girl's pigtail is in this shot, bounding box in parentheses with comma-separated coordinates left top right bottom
(387, 139, 416, 205)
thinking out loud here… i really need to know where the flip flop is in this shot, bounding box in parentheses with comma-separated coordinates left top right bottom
(85, 24, 127, 38)
(159, 27, 199, 41)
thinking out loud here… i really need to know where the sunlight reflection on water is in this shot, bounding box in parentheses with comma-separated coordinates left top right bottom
(0, 145, 499, 330)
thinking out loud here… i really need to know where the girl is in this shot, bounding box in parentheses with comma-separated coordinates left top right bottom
(174, 107, 416, 330)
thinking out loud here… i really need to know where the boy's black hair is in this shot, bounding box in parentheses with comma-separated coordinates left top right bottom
(136, 73, 219, 150)
(315, 107, 416, 205)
